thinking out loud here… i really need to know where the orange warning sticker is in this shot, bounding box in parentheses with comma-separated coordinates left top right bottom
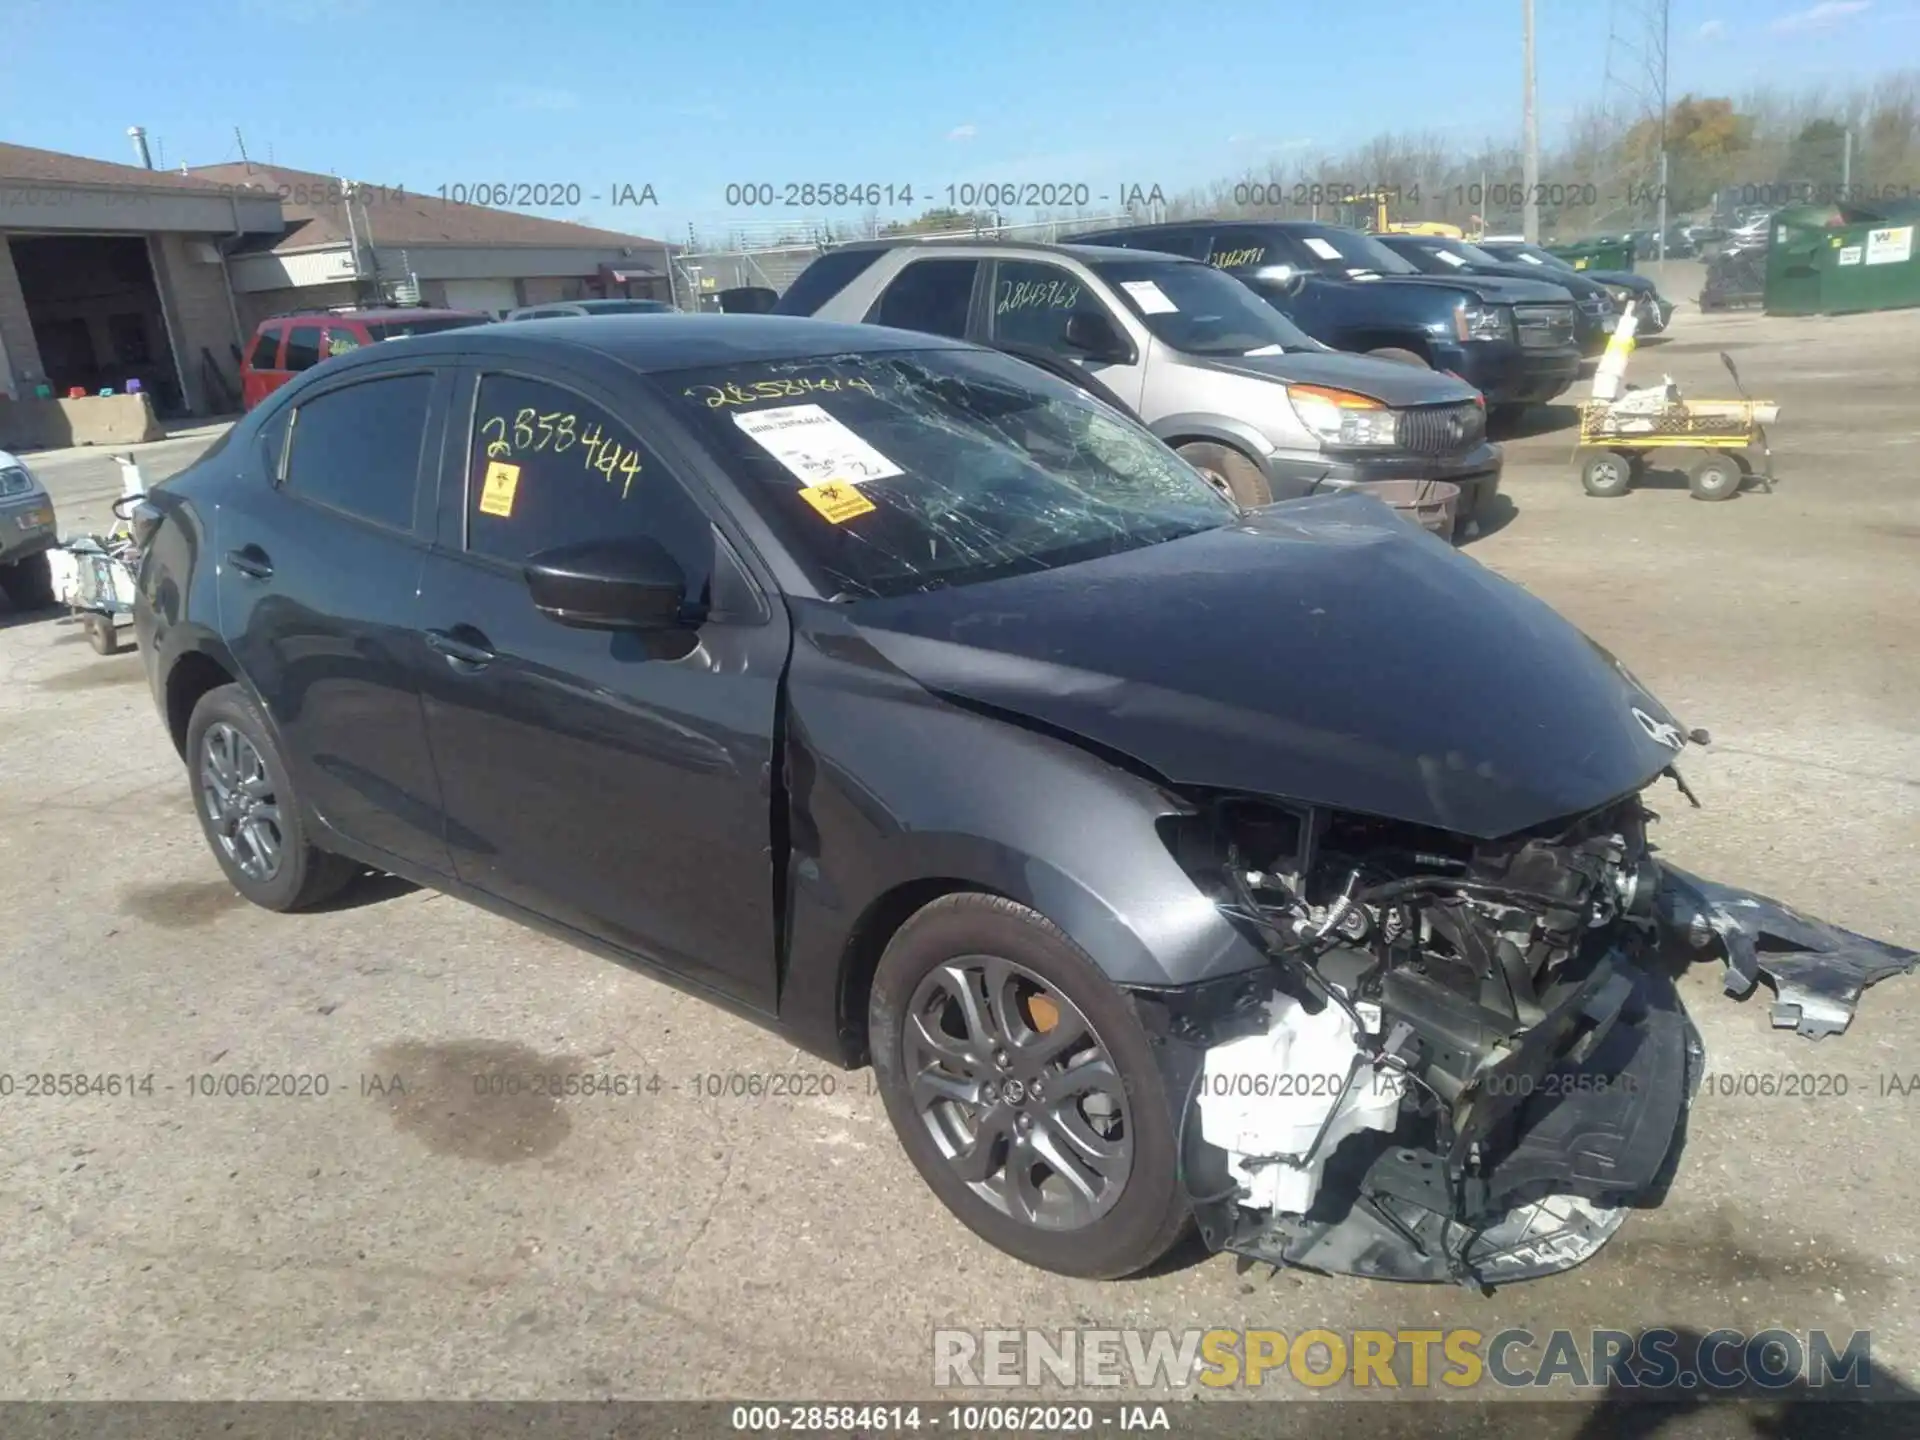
(478, 461, 521, 517)
(796, 479, 877, 524)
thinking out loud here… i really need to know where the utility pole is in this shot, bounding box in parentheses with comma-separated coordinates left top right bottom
(1842, 128, 1853, 193)
(1654, 0, 1669, 261)
(1522, 0, 1540, 242)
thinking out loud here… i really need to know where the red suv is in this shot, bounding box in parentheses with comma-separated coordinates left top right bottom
(240, 308, 491, 410)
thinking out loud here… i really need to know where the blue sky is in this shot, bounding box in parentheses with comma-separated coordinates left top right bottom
(1, 0, 1914, 240)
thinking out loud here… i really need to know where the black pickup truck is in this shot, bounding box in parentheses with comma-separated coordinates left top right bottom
(1374, 233, 1621, 355)
(1074, 220, 1582, 418)
(1477, 240, 1675, 334)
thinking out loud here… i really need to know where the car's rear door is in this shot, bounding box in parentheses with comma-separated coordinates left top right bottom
(241, 326, 284, 410)
(411, 355, 789, 1011)
(219, 361, 455, 875)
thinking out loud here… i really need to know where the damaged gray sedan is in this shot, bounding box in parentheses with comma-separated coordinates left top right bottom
(135, 317, 1913, 1289)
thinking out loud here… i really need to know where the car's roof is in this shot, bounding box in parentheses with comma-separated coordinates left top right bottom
(264, 307, 482, 326)
(824, 236, 1196, 265)
(329, 312, 970, 374)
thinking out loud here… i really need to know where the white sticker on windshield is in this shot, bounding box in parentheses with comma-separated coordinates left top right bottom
(732, 404, 903, 487)
(1303, 237, 1344, 260)
(1120, 279, 1179, 314)
(1435, 251, 1467, 267)
(1243, 343, 1286, 356)
(1518, 252, 1545, 265)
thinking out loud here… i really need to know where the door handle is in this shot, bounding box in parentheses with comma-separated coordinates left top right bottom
(424, 627, 497, 669)
(225, 545, 273, 579)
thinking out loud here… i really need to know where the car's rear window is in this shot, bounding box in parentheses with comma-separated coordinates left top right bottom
(367, 316, 491, 341)
(772, 249, 888, 315)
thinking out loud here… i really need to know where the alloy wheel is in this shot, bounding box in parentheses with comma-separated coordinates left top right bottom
(199, 721, 283, 882)
(902, 955, 1134, 1230)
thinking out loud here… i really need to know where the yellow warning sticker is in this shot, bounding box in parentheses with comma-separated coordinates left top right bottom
(478, 461, 521, 517)
(797, 479, 877, 524)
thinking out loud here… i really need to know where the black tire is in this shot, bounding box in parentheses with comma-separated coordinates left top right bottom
(184, 683, 359, 911)
(0, 550, 56, 611)
(1368, 347, 1430, 367)
(868, 893, 1191, 1280)
(83, 613, 124, 655)
(1689, 453, 1743, 502)
(1174, 441, 1271, 508)
(1579, 448, 1635, 498)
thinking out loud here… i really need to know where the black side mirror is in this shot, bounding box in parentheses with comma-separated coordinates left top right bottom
(524, 537, 699, 631)
(1063, 310, 1132, 364)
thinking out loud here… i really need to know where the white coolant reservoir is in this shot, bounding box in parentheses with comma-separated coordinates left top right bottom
(1194, 994, 1405, 1216)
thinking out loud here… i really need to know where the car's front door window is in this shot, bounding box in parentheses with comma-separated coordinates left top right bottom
(988, 260, 1118, 357)
(464, 372, 714, 598)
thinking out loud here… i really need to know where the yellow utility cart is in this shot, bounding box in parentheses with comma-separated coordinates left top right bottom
(1573, 352, 1778, 501)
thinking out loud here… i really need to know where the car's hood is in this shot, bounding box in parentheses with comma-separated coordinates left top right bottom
(1445, 261, 1608, 299)
(1374, 273, 1577, 304)
(1193, 349, 1481, 407)
(839, 494, 1688, 840)
(1581, 269, 1659, 294)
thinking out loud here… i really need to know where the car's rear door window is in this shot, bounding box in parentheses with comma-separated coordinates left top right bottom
(246, 328, 283, 370)
(323, 324, 364, 359)
(866, 258, 980, 338)
(772, 247, 887, 315)
(463, 372, 714, 595)
(282, 324, 324, 372)
(282, 372, 434, 532)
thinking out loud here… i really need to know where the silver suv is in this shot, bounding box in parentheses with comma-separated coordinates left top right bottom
(776, 238, 1503, 530)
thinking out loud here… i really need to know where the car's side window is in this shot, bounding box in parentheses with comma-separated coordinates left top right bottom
(988, 260, 1115, 355)
(1134, 229, 1212, 260)
(1206, 233, 1278, 270)
(465, 372, 715, 599)
(867, 258, 979, 337)
(247, 328, 283, 370)
(281, 372, 433, 532)
(257, 406, 293, 482)
(283, 324, 324, 372)
(323, 325, 364, 358)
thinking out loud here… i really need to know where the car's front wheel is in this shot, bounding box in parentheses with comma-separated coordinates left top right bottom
(868, 893, 1191, 1279)
(0, 550, 55, 611)
(185, 683, 359, 911)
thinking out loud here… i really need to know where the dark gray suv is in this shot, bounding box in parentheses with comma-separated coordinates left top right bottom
(775, 239, 1504, 533)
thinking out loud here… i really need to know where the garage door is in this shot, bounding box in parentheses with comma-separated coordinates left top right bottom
(440, 279, 520, 316)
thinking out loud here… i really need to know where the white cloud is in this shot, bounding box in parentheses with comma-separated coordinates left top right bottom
(947, 123, 978, 141)
(497, 85, 580, 112)
(1697, 18, 1727, 37)
(1769, 0, 1870, 33)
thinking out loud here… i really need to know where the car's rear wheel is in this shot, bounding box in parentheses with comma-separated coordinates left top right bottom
(868, 893, 1190, 1279)
(1174, 442, 1271, 508)
(0, 551, 56, 611)
(186, 683, 358, 911)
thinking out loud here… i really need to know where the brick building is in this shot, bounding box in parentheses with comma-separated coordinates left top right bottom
(0, 142, 672, 423)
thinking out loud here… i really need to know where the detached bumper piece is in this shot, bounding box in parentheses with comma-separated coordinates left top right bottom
(1657, 864, 1920, 1039)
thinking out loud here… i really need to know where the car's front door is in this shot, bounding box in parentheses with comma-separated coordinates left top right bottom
(984, 258, 1150, 411)
(219, 365, 454, 874)
(412, 361, 789, 1011)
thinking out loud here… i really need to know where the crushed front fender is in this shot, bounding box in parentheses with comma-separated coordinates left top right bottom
(1657, 864, 1920, 1039)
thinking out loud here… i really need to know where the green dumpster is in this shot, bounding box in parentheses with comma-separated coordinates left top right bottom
(1546, 237, 1637, 273)
(1763, 199, 1920, 316)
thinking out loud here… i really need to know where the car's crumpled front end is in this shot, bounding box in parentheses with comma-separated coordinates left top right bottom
(841, 493, 1915, 1286)
(1134, 781, 1914, 1286)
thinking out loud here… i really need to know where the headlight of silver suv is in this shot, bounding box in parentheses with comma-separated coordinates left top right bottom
(1285, 384, 1400, 448)
(1453, 302, 1512, 342)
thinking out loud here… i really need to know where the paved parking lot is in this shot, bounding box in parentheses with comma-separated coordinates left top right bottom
(2, 295, 1916, 1432)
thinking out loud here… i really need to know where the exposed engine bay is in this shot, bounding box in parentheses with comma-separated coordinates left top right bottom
(1140, 779, 1914, 1286)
